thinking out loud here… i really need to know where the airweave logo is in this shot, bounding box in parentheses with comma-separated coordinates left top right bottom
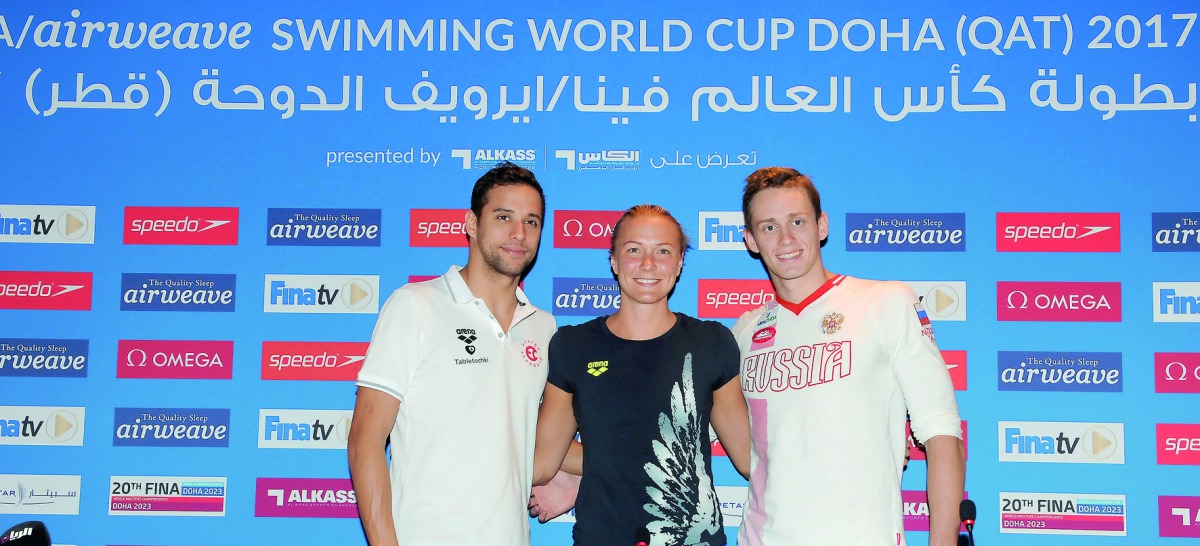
(261, 341, 368, 381)
(699, 212, 746, 251)
(0, 406, 84, 446)
(112, 408, 230, 447)
(255, 477, 358, 518)
(998, 351, 1122, 392)
(117, 339, 233, 380)
(845, 213, 966, 252)
(1154, 282, 1200, 323)
(0, 338, 88, 378)
(552, 278, 621, 316)
(555, 149, 640, 170)
(698, 279, 775, 319)
(120, 273, 235, 312)
(259, 409, 353, 449)
(123, 206, 239, 245)
(554, 210, 622, 249)
(0, 271, 92, 311)
(266, 208, 381, 247)
(996, 212, 1120, 252)
(1153, 213, 1200, 252)
(449, 148, 536, 169)
(998, 421, 1124, 464)
(0, 205, 94, 244)
(410, 209, 469, 247)
(263, 274, 378, 314)
(997, 281, 1121, 322)
(903, 281, 967, 321)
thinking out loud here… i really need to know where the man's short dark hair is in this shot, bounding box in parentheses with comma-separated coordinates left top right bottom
(742, 166, 821, 226)
(470, 162, 545, 218)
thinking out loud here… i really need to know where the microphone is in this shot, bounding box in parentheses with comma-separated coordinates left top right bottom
(634, 526, 650, 546)
(959, 499, 976, 546)
(0, 521, 50, 546)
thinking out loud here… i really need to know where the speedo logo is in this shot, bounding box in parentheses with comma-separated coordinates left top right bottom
(0, 271, 92, 311)
(123, 206, 239, 245)
(996, 212, 1120, 252)
(120, 273, 236, 312)
(261, 341, 368, 381)
(449, 148, 536, 169)
(266, 208, 381, 247)
(0, 205, 94, 244)
(263, 274, 378, 314)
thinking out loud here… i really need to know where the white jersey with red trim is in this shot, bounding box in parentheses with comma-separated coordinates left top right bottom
(732, 275, 961, 546)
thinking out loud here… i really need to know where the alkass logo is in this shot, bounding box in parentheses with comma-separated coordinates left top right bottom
(0, 338, 88, 378)
(902, 490, 968, 532)
(998, 421, 1124, 464)
(698, 279, 776, 319)
(1157, 352, 1200, 394)
(0, 271, 92, 311)
(554, 210, 622, 249)
(997, 281, 1121, 322)
(410, 209, 469, 247)
(0, 205, 95, 244)
(1158, 423, 1200, 465)
(1160, 495, 1200, 538)
(907, 420, 968, 461)
(261, 341, 368, 381)
(255, 477, 357, 518)
(449, 148, 536, 169)
(996, 212, 1120, 252)
(942, 350, 967, 390)
(264, 274, 379, 314)
(123, 206, 239, 245)
(117, 340, 233, 380)
(0, 406, 85, 446)
(554, 149, 640, 171)
(1153, 213, 1200, 252)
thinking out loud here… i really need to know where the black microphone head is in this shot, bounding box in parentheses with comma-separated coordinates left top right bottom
(959, 499, 977, 522)
(0, 520, 50, 546)
(634, 526, 651, 543)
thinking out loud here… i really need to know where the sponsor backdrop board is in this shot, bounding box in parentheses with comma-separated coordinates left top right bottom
(1, 1, 1196, 544)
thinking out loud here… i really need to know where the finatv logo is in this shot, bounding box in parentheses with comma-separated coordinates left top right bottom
(258, 409, 353, 449)
(907, 420, 968, 461)
(0, 205, 94, 244)
(120, 273, 235, 312)
(266, 208, 381, 247)
(554, 210, 622, 249)
(904, 281, 967, 321)
(997, 281, 1121, 322)
(410, 209, 469, 247)
(699, 211, 746, 251)
(0, 271, 92, 311)
(117, 340, 233, 380)
(108, 475, 227, 516)
(1160, 495, 1200, 538)
(0, 338, 88, 378)
(698, 279, 775, 319)
(552, 278, 621, 316)
(996, 212, 1120, 252)
(1157, 352, 1200, 393)
(1158, 423, 1200, 465)
(449, 148, 536, 169)
(902, 491, 968, 532)
(1154, 282, 1200, 323)
(941, 350, 967, 390)
(112, 408, 229, 447)
(554, 149, 640, 170)
(255, 477, 357, 518)
(998, 421, 1124, 464)
(998, 351, 1122, 392)
(264, 274, 378, 314)
(1000, 492, 1126, 536)
(845, 213, 966, 252)
(1153, 213, 1200, 252)
(0, 406, 84, 446)
(123, 206, 239, 245)
(261, 341, 368, 381)
(0, 474, 82, 515)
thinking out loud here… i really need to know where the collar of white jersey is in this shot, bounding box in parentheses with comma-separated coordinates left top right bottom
(770, 273, 847, 316)
(441, 264, 531, 308)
